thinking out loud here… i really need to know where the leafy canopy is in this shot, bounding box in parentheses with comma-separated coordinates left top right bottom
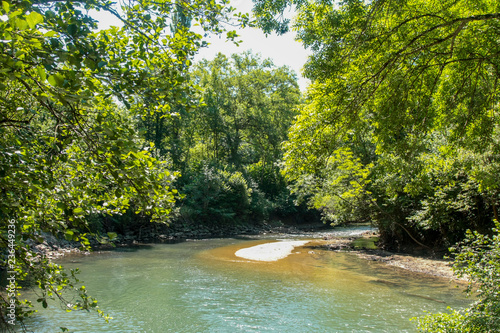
(253, 0, 500, 238)
(165, 52, 302, 225)
(252, 0, 500, 330)
(0, 0, 248, 328)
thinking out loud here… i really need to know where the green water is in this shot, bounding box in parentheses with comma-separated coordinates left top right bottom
(24, 236, 469, 332)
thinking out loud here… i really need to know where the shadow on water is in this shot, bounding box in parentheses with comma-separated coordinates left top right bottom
(402, 292, 447, 303)
(370, 279, 402, 287)
(108, 244, 154, 252)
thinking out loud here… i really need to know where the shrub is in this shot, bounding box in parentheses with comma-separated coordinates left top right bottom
(179, 166, 252, 225)
(414, 221, 500, 332)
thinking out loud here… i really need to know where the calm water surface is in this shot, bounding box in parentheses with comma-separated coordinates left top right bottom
(24, 230, 469, 332)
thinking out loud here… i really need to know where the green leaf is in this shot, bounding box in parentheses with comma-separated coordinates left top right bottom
(2, 1, 9, 14)
(72, 207, 84, 215)
(48, 73, 64, 87)
(36, 66, 46, 82)
(107, 232, 118, 240)
(26, 11, 43, 29)
(14, 18, 29, 30)
(67, 24, 78, 36)
(43, 31, 57, 37)
(64, 230, 74, 241)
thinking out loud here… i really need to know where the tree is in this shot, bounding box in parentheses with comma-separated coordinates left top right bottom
(191, 52, 300, 171)
(176, 52, 303, 225)
(252, 1, 500, 329)
(251, 0, 500, 248)
(0, 0, 247, 329)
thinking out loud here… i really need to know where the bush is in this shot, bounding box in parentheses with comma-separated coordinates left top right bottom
(414, 221, 500, 332)
(179, 166, 253, 225)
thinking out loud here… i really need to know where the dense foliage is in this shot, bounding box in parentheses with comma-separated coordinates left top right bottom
(415, 222, 500, 332)
(0, 0, 247, 329)
(3, 0, 499, 331)
(138, 52, 304, 227)
(253, 0, 500, 249)
(252, 0, 500, 331)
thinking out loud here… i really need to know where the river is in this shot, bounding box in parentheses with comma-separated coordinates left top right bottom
(24, 226, 469, 332)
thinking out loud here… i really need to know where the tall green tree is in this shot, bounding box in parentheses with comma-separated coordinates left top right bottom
(192, 52, 300, 171)
(175, 52, 302, 225)
(0, 0, 248, 329)
(253, 0, 500, 330)
(252, 0, 500, 247)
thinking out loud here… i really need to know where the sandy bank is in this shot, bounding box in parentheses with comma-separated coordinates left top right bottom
(314, 237, 466, 282)
(235, 240, 310, 261)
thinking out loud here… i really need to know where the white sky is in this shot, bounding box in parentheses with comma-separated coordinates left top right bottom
(194, 0, 311, 91)
(91, 0, 311, 90)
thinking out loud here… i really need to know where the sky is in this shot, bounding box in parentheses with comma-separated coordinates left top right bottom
(91, 0, 311, 90)
(193, 0, 311, 91)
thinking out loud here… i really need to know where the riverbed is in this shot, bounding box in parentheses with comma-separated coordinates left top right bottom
(23, 228, 469, 332)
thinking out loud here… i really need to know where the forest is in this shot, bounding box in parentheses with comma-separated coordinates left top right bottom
(1, 0, 499, 331)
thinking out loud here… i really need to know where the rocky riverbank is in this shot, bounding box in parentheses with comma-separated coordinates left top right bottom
(33, 223, 466, 283)
(312, 232, 466, 282)
(32, 221, 330, 259)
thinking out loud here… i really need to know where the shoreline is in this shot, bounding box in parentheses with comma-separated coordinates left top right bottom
(310, 235, 465, 282)
(32, 227, 465, 282)
(230, 235, 464, 282)
(31, 222, 334, 260)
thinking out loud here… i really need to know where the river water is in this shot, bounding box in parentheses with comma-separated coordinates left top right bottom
(24, 227, 469, 332)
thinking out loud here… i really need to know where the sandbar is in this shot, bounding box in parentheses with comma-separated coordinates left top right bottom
(235, 240, 310, 262)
